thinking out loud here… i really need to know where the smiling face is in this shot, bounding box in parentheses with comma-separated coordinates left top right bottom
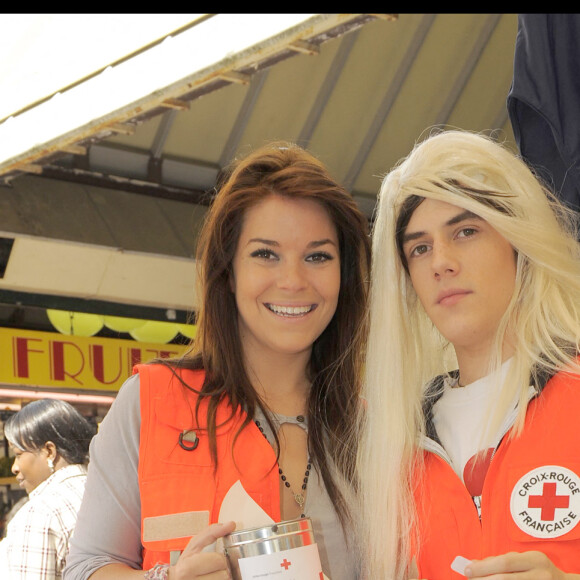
(401, 198, 517, 357)
(231, 194, 340, 363)
(10, 443, 52, 494)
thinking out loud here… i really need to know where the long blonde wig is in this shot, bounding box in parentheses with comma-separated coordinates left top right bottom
(357, 129, 580, 579)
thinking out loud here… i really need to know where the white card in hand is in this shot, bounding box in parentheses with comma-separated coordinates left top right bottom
(451, 555, 472, 576)
(219, 479, 275, 530)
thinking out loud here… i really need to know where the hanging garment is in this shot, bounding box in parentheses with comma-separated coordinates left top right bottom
(507, 14, 580, 220)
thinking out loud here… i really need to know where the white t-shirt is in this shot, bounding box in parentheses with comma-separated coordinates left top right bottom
(432, 359, 513, 499)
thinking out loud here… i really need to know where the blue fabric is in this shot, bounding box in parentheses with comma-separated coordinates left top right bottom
(507, 14, 580, 221)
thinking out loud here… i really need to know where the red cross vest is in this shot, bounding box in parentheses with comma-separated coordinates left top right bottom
(136, 363, 281, 570)
(414, 368, 580, 578)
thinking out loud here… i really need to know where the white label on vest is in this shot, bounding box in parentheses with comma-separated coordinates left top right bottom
(237, 543, 323, 579)
(510, 465, 580, 538)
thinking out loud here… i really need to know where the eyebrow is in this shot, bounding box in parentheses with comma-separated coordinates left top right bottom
(402, 210, 482, 244)
(247, 238, 337, 248)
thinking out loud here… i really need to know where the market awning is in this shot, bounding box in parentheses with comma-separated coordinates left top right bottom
(0, 14, 387, 182)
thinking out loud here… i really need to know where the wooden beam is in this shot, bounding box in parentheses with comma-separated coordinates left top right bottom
(109, 123, 136, 135)
(218, 70, 251, 85)
(18, 164, 43, 174)
(288, 40, 320, 55)
(161, 98, 190, 111)
(370, 14, 399, 21)
(60, 144, 87, 155)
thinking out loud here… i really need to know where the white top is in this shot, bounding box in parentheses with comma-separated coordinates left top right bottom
(0, 464, 87, 579)
(63, 374, 358, 580)
(432, 359, 514, 513)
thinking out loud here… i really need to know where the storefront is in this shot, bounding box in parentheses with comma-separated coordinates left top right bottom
(0, 325, 190, 403)
(0, 321, 191, 526)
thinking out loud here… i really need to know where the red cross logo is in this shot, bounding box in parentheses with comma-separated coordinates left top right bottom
(280, 558, 291, 570)
(528, 482, 569, 520)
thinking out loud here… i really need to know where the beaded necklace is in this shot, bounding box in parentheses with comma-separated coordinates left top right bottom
(254, 418, 311, 518)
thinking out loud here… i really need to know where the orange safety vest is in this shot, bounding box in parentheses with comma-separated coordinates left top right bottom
(414, 369, 580, 578)
(136, 363, 281, 570)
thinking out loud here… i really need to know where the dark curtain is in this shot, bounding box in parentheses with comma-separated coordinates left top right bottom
(507, 14, 580, 227)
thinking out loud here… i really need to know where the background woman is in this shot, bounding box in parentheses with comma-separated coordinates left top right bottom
(0, 398, 95, 578)
(64, 141, 370, 580)
(358, 130, 580, 579)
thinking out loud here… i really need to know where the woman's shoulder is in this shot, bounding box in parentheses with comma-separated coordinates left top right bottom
(35, 466, 87, 503)
(12, 483, 76, 528)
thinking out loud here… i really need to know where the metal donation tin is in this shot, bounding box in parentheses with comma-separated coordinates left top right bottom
(223, 518, 323, 580)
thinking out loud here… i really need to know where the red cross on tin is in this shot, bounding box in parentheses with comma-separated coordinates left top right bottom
(528, 482, 570, 520)
(280, 558, 291, 570)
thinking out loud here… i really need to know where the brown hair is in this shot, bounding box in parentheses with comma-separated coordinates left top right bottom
(168, 141, 370, 527)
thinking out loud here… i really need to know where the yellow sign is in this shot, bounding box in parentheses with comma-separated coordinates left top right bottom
(0, 327, 188, 391)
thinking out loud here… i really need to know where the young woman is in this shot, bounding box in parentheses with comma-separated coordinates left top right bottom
(358, 130, 580, 579)
(63, 142, 370, 580)
(0, 398, 96, 578)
